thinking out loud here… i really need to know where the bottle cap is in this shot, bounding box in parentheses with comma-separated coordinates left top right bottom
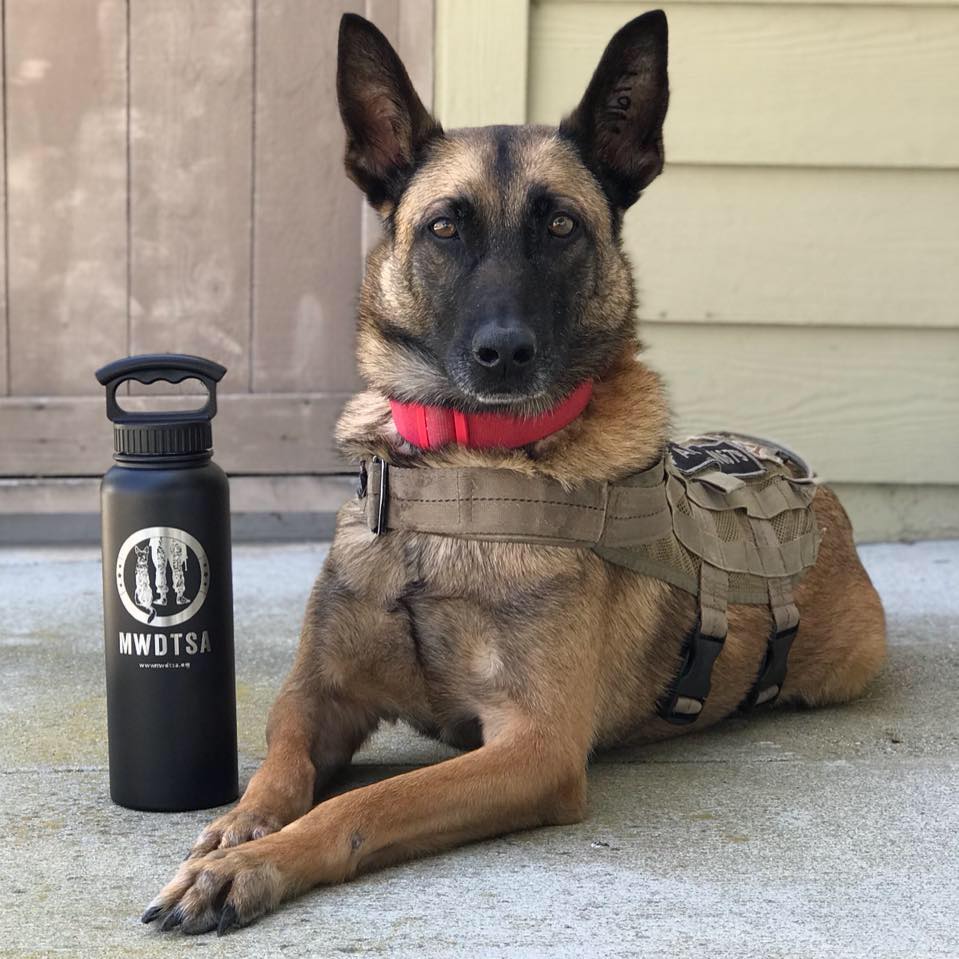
(95, 354, 226, 458)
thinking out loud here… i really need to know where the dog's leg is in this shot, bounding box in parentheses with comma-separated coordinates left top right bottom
(184, 566, 412, 860)
(185, 686, 377, 860)
(146, 708, 589, 934)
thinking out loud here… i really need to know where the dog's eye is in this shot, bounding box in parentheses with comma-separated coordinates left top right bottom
(430, 217, 458, 239)
(548, 213, 576, 238)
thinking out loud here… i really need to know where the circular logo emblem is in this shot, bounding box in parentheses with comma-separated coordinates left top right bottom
(115, 527, 210, 627)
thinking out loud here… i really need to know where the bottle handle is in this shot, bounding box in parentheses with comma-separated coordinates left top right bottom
(95, 354, 226, 425)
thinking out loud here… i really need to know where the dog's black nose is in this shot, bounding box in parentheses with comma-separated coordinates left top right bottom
(471, 321, 537, 375)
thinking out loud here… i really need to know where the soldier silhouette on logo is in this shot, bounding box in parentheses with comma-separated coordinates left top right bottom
(149, 536, 190, 607)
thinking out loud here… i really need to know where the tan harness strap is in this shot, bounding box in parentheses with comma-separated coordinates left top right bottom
(766, 576, 800, 635)
(662, 560, 730, 724)
(742, 515, 801, 708)
(698, 541, 729, 641)
(747, 516, 801, 634)
(699, 561, 729, 641)
(365, 458, 605, 545)
(364, 457, 674, 549)
(597, 458, 674, 547)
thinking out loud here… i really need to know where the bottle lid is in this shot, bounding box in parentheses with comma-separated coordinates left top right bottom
(95, 354, 227, 459)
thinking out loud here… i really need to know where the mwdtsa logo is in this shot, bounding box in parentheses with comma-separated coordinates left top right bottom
(116, 527, 210, 627)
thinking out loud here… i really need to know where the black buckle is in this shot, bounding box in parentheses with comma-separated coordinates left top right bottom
(367, 457, 389, 535)
(741, 622, 799, 711)
(658, 617, 726, 725)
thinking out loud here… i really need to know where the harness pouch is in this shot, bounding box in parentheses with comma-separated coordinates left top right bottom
(595, 438, 816, 592)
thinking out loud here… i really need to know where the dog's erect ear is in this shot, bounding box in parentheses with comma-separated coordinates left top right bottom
(337, 14, 442, 211)
(559, 10, 669, 210)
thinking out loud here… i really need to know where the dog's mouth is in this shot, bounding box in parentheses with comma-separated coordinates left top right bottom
(467, 388, 550, 407)
(445, 366, 562, 416)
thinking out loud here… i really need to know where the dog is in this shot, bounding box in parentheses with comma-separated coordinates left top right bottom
(143, 10, 886, 935)
(133, 544, 156, 620)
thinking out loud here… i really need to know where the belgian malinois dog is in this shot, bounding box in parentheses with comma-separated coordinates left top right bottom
(144, 10, 885, 934)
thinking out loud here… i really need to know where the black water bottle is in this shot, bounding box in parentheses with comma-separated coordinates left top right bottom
(96, 354, 238, 812)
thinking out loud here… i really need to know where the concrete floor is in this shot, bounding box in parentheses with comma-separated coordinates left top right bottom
(0, 539, 956, 959)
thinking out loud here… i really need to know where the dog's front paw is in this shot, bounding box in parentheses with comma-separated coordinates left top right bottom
(187, 805, 283, 860)
(142, 841, 289, 936)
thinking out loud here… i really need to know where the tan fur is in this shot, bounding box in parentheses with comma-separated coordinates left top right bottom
(146, 50, 886, 943)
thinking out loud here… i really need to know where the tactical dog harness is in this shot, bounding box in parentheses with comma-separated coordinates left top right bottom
(357, 432, 821, 725)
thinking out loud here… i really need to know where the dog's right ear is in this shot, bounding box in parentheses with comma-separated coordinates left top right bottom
(559, 10, 669, 210)
(337, 14, 443, 212)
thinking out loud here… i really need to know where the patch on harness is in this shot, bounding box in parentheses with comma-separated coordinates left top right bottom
(668, 439, 766, 478)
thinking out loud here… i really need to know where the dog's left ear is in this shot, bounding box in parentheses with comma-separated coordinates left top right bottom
(560, 10, 669, 210)
(337, 13, 443, 212)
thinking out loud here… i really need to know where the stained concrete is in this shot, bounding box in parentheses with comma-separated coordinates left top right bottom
(0, 540, 956, 958)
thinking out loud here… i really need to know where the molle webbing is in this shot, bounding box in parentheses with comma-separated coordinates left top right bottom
(359, 433, 822, 724)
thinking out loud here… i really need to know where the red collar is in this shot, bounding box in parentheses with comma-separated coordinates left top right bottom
(390, 381, 593, 451)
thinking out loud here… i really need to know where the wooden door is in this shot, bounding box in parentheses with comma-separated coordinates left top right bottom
(0, 0, 433, 509)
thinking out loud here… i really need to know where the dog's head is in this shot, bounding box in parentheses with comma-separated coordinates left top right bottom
(337, 11, 669, 413)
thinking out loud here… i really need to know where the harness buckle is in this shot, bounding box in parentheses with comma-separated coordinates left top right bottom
(741, 622, 799, 711)
(365, 457, 389, 535)
(658, 617, 726, 726)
